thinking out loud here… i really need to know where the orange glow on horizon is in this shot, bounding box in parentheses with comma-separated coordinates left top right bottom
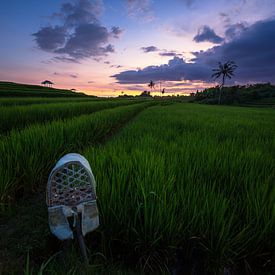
(0, 65, 215, 97)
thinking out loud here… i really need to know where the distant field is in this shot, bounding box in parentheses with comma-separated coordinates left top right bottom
(0, 97, 274, 274)
(0, 81, 88, 97)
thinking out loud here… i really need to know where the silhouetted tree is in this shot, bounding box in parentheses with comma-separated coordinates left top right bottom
(148, 80, 155, 93)
(162, 88, 165, 94)
(212, 61, 237, 104)
(140, 91, 152, 97)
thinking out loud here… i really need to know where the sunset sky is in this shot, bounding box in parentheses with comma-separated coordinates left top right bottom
(0, 0, 275, 96)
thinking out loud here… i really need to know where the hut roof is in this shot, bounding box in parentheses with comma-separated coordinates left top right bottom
(41, 80, 54, 84)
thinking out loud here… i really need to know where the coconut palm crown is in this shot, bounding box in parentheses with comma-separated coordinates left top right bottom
(212, 61, 237, 104)
(148, 80, 155, 92)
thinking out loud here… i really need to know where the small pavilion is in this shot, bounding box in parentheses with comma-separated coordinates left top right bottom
(41, 80, 54, 87)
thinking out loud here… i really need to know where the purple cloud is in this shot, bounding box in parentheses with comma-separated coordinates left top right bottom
(33, 26, 66, 51)
(159, 51, 182, 57)
(125, 0, 155, 22)
(112, 18, 275, 84)
(110, 65, 123, 68)
(111, 26, 123, 38)
(56, 23, 114, 59)
(60, 0, 102, 27)
(53, 56, 80, 63)
(53, 72, 78, 78)
(112, 56, 210, 84)
(33, 0, 121, 61)
(141, 46, 159, 53)
(225, 23, 248, 40)
(194, 26, 223, 44)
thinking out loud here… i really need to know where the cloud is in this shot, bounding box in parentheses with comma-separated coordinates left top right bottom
(125, 84, 145, 91)
(159, 51, 182, 57)
(53, 56, 80, 63)
(112, 56, 210, 84)
(112, 18, 275, 84)
(125, 0, 155, 22)
(141, 46, 182, 57)
(111, 26, 123, 38)
(219, 12, 231, 25)
(53, 72, 78, 78)
(193, 26, 223, 44)
(33, 26, 67, 51)
(192, 18, 275, 82)
(110, 65, 123, 68)
(60, 0, 103, 26)
(56, 23, 114, 59)
(224, 23, 248, 40)
(33, 0, 121, 61)
(141, 46, 159, 53)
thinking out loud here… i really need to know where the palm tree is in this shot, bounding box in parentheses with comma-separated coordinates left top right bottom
(148, 80, 155, 93)
(212, 61, 237, 104)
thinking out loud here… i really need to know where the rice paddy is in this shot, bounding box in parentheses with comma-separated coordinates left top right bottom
(0, 99, 146, 135)
(0, 98, 274, 274)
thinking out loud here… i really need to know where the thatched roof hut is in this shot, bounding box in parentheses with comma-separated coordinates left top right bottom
(41, 80, 54, 87)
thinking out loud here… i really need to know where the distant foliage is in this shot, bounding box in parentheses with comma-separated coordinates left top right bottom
(194, 83, 275, 106)
(140, 90, 152, 97)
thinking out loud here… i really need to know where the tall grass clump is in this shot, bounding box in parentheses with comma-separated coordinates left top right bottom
(84, 104, 275, 273)
(0, 99, 144, 135)
(0, 102, 154, 209)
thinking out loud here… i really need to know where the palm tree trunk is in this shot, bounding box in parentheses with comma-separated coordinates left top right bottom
(218, 74, 225, 104)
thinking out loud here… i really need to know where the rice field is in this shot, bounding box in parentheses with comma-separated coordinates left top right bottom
(0, 101, 153, 207)
(84, 104, 275, 273)
(0, 82, 87, 97)
(0, 99, 274, 274)
(0, 99, 146, 135)
(0, 97, 103, 106)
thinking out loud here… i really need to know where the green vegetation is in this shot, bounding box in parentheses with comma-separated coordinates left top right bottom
(194, 83, 275, 106)
(0, 99, 145, 135)
(0, 102, 153, 209)
(0, 82, 88, 97)
(0, 97, 103, 107)
(83, 104, 274, 273)
(0, 95, 274, 274)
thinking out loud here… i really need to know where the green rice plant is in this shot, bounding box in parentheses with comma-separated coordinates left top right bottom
(24, 252, 60, 275)
(83, 104, 275, 272)
(0, 99, 144, 135)
(0, 102, 154, 209)
(2, 102, 274, 273)
(0, 97, 102, 107)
